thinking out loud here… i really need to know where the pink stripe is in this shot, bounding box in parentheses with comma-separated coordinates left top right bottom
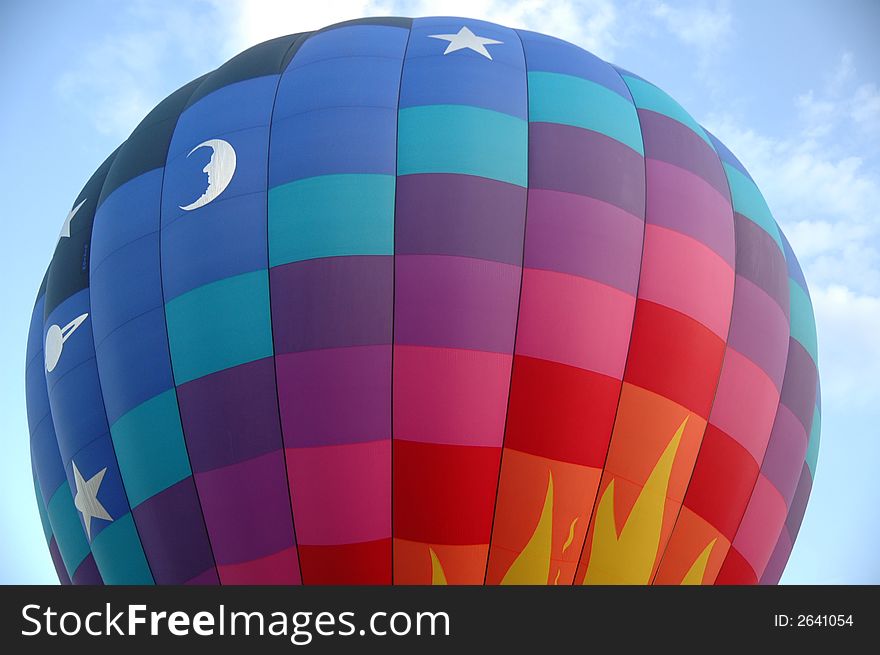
(710, 348, 780, 463)
(393, 345, 512, 447)
(515, 268, 635, 379)
(646, 159, 735, 266)
(732, 474, 787, 579)
(638, 224, 734, 338)
(286, 440, 390, 545)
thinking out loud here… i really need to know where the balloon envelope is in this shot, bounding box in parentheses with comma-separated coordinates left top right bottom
(26, 17, 819, 586)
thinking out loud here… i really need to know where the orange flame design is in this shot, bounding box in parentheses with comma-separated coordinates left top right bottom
(583, 416, 689, 584)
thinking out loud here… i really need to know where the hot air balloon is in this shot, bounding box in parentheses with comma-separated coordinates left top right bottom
(26, 16, 819, 586)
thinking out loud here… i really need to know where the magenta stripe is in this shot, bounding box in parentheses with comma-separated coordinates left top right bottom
(638, 109, 731, 201)
(726, 276, 790, 390)
(523, 189, 643, 295)
(394, 254, 521, 353)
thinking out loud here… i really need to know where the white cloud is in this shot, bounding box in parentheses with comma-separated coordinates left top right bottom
(811, 285, 880, 408)
(220, 0, 620, 59)
(704, 51, 880, 409)
(650, 0, 731, 51)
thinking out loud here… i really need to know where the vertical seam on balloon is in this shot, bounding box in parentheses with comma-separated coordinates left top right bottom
(649, 130, 738, 586)
(390, 20, 415, 585)
(482, 27, 531, 586)
(570, 66, 649, 585)
(264, 32, 312, 585)
(714, 234, 817, 584)
(153, 75, 229, 585)
(28, 292, 92, 584)
(82, 154, 157, 584)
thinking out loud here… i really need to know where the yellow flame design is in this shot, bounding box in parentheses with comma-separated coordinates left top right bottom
(429, 548, 447, 585)
(583, 416, 689, 585)
(554, 569, 561, 585)
(562, 517, 578, 553)
(501, 472, 554, 584)
(680, 538, 716, 585)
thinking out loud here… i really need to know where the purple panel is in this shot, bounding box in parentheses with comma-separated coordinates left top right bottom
(780, 340, 819, 432)
(48, 537, 72, 585)
(394, 254, 520, 353)
(395, 174, 526, 264)
(529, 122, 645, 218)
(277, 345, 391, 448)
(785, 463, 813, 537)
(734, 213, 790, 317)
(72, 553, 102, 585)
(523, 189, 643, 295)
(270, 255, 392, 353)
(726, 276, 790, 390)
(638, 109, 730, 201)
(645, 160, 735, 267)
(177, 357, 283, 472)
(132, 477, 217, 584)
(762, 404, 809, 504)
(194, 449, 296, 565)
(759, 526, 792, 585)
(186, 568, 220, 585)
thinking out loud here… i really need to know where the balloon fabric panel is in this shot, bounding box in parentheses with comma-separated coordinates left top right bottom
(26, 16, 821, 586)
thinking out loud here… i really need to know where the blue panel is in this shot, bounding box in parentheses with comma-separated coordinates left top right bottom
(27, 293, 97, 576)
(96, 307, 175, 425)
(269, 108, 397, 185)
(166, 76, 278, 161)
(91, 169, 164, 268)
(275, 52, 404, 120)
(517, 29, 630, 98)
(160, 191, 268, 300)
(25, 355, 50, 433)
(64, 434, 135, 542)
(45, 290, 109, 463)
(291, 24, 409, 67)
(31, 416, 67, 503)
(162, 125, 270, 225)
(269, 24, 407, 188)
(90, 233, 163, 345)
(402, 17, 526, 119)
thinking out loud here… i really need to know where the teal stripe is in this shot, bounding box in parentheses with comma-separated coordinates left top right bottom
(723, 163, 785, 251)
(89, 512, 154, 584)
(528, 72, 644, 155)
(806, 403, 821, 476)
(111, 389, 191, 508)
(33, 476, 54, 543)
(622, 75, 713, 146)
(166, 270, 274, 384)
(46, 482, 90, 576)
(269, 174, 395, 267)
(398, 104, 528, 187)
(789, 279, 819, 365)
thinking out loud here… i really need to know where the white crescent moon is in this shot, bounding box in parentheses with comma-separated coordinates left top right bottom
(179, 138, 237, 211)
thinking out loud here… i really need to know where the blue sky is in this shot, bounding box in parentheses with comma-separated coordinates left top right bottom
(1, 0, 877, 584)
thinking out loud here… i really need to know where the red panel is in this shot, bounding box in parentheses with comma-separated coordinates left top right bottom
(714, 545, 758, 585)
(393, 440, 501, 544)
(504, 355, 621, 467)
(298, 539, 392, 584)
(625, 299, 726, 417)
(683, 424, 760, 541)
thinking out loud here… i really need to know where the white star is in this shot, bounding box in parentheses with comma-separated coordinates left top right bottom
(428, 26, 503, 60)
(72, 460, 112, 541)
(58, 198, 87, 241)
